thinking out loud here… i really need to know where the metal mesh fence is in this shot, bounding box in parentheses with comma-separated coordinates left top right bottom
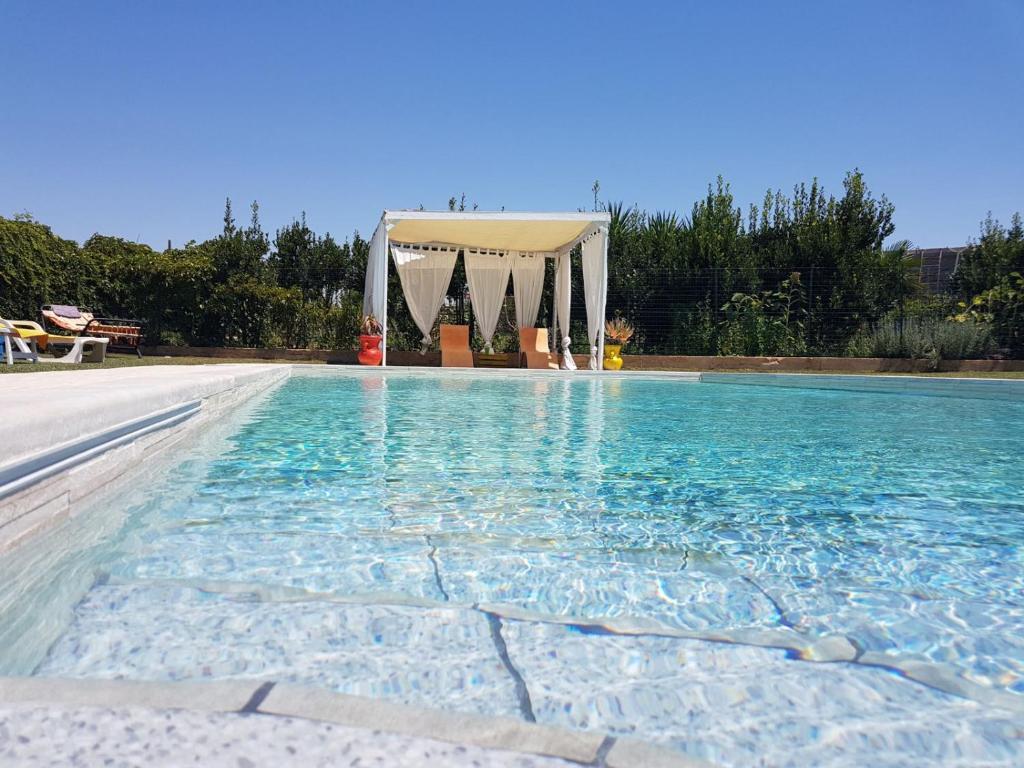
(383, 265, 964, 358)
(235, 263, 1002, 360)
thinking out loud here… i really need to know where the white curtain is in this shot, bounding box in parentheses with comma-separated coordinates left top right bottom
(464, 250, 511, 353)
(363, 222, 389, 322)
(581, 230, 607, 370)
(391, 244, 458, 352)
(510, 252, 547, 329)
(554, 251, 576, 370)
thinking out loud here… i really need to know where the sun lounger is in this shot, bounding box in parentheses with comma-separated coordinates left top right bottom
(52, 336, 109, 363)
(1, 318, 46, 364)
(41, 305, 143, 357)
(519, 327, 558, 369)
(2, 318, 110, 365)
(440, 324, 474, 368)
(31, 320, 110, 363)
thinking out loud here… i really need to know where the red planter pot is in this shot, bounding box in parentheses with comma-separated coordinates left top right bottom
(357, 334, 382, 366)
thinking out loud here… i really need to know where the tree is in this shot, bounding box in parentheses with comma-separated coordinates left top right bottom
(952, 212, 1024, 298)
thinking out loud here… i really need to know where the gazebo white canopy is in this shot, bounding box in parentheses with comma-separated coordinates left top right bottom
(363, 210, 611, 369)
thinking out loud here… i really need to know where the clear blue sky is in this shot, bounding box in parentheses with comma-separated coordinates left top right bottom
(2, 0, 1021, 250)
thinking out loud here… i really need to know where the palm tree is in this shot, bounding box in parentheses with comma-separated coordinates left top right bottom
(880, 239, 922, 344)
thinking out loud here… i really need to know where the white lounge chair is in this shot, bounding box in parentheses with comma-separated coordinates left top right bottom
(51, 335, 110, 364)
(2, 318, 109, 365)
(1, 318, 45, 364)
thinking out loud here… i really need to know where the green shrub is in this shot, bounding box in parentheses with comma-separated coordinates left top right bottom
(719, 272, 807, 356)
(667, 304, 719, 355)
(1, 204, 366, 350)
(159, 330, 187, 346)
(0, 216, 90, 319)
(846, 318, 993, 361)
(952, 272, 1024, 356)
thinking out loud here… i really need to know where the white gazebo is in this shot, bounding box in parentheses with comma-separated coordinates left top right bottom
(362, 210, 611, 369)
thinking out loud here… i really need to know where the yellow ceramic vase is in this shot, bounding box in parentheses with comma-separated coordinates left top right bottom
(603, 344, 623, 370)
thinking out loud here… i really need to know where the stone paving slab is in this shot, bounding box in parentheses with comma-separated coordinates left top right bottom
(36, 585, 522, 718)
(0, 676, 255, 712)
(501, 620, 1024, 767)
(261, 683, 605, 764)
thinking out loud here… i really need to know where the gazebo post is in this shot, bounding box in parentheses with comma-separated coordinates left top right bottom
(381, 224, 391, 367)
(598, 225, 609, 371)
(549, 254, 558, 355)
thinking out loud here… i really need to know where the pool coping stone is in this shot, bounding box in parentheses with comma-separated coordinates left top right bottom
(701, 371, 1024, 400)
(0, 675, 255, 712)
(0, 364, 291, 553)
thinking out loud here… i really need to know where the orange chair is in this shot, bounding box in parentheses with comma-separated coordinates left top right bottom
(519, 327, 558, 369)
(440, 324, 474, 368)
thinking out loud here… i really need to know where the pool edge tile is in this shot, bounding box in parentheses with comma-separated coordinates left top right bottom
(0, 676, 259, 713)
(258, 682, 604, 764)
(606, 737, 721, 768)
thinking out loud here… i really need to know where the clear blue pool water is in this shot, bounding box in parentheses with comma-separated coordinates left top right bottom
(2, 371, 1023, 766)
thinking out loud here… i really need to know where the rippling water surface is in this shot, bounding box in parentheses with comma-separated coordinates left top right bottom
(4, 371, 1024, 767)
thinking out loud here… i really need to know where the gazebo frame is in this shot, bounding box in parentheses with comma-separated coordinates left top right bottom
(363, 210, 611, 368)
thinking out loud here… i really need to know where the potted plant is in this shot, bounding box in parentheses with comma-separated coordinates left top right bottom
(358, 314, 384, 366)
(603, 317, 634, 370)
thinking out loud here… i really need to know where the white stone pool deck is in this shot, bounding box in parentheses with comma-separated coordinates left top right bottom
(0, 364, 291, 552)
(2, 364, 1023, 767)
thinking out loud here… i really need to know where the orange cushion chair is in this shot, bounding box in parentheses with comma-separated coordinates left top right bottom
(440, 324, 474, 368)
(519, 327, 558, 369)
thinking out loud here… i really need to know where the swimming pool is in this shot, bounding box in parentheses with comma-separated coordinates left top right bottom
(2, 370, 1023, 766)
